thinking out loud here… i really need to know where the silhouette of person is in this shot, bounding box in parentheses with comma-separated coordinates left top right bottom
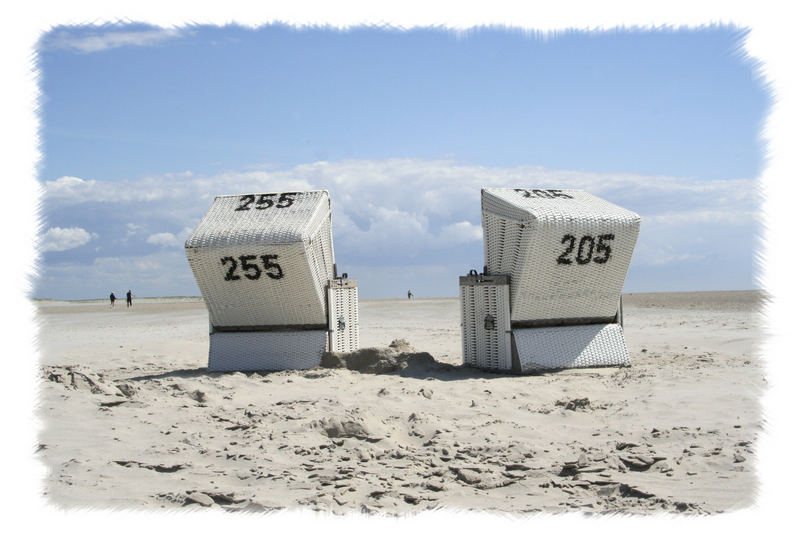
(408, 290, 413, 299)
(110, 292, 116, 308)
(126, 290, 132, 308)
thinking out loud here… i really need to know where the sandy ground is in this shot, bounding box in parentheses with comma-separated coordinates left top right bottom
(35, 291, 764, 515)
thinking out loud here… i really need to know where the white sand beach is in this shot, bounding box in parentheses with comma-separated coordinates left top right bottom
(35, 291, 763, 515)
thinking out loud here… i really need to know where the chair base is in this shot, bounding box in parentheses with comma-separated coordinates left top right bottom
(459, 271, 629, 373)
(208, 329, 327, 371)
(511, 323, 630, 373)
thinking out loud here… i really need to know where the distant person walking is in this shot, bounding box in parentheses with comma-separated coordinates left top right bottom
(109, 292, 116, 309)
(408, 290, 413, 299)
(126, 289, 133, 308)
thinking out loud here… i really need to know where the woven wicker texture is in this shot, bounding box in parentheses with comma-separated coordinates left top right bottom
(459, 275, 513, 371)
(185, 191, 335, 327)
(186, 191, 333, 248)
(481, 188, 640, 322)
(328, 282, 360, 353)
(208, 329, 326, 371)
(513, 323, 630, 372)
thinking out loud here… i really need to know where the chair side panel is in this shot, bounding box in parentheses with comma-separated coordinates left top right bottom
(328, 283, 359, 353)
(460, 277, 512, 371)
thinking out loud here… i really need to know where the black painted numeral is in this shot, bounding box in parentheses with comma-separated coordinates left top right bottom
(221, 256, 240, 280)
(260, 254, 284, 279)
(239, 255, 261, 280)
(557, 233, 615, 265)
(235, 195, 255, 211)
(576, 236, 595, 265)
(557, 234, 576, 264)
(255, 194, 276, 209)
(276, 192, 297, 208)
(594, 234, 614, 264)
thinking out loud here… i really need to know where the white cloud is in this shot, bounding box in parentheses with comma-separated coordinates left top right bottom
(644, 210, 758, 226)
(633, 243, 702, 266)
(439, 221, 483, 243)
(46, 175, 171, 204)
(125, 223, 145, 237)
(147, 232, 181, 248)
(44, 28, 186, 53)
(41, 227, 96, 252)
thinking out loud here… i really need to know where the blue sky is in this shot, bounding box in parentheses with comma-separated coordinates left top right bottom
(35, 24, 767, 300)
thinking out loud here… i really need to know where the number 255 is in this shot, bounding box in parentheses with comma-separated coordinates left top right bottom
(220, 254, 284, 281)
(235, 193, 297, 211)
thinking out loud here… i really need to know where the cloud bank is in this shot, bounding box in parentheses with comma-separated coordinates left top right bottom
(37, 158, 759, 299)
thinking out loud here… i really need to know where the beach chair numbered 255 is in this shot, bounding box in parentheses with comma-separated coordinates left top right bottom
(185, 190, 358, 371)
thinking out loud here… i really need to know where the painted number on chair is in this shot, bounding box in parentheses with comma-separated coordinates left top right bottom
(220, 255, 284, 280)
(235, 192, 298, 211)
(557, 234, 614, 265)
(514, 189, 574, 199)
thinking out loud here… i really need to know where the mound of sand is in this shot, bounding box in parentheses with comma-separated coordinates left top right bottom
(320, 338, 448, 375)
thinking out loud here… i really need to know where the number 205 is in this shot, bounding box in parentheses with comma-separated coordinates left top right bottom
(557, 234, 614, 265)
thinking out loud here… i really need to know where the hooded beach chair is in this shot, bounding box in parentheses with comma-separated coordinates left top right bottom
(185, 190, 358, 371)
(460, 188, 640, 372)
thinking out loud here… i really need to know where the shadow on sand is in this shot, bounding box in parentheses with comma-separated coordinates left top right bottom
(127, 352, 580, 383)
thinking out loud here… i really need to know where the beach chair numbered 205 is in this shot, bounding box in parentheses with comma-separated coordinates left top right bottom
(185, 190, 359, 371)
(460, 188, 641, 373)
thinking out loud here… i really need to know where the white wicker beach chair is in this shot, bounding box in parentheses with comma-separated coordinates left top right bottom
(185, 190, 359, 371)
(460, 188, 640, 372)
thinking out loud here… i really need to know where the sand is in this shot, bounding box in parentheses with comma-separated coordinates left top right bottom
(35, 291, 764, 515)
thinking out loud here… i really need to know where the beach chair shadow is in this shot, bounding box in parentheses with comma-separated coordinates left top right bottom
(129, 368, 210, 381)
